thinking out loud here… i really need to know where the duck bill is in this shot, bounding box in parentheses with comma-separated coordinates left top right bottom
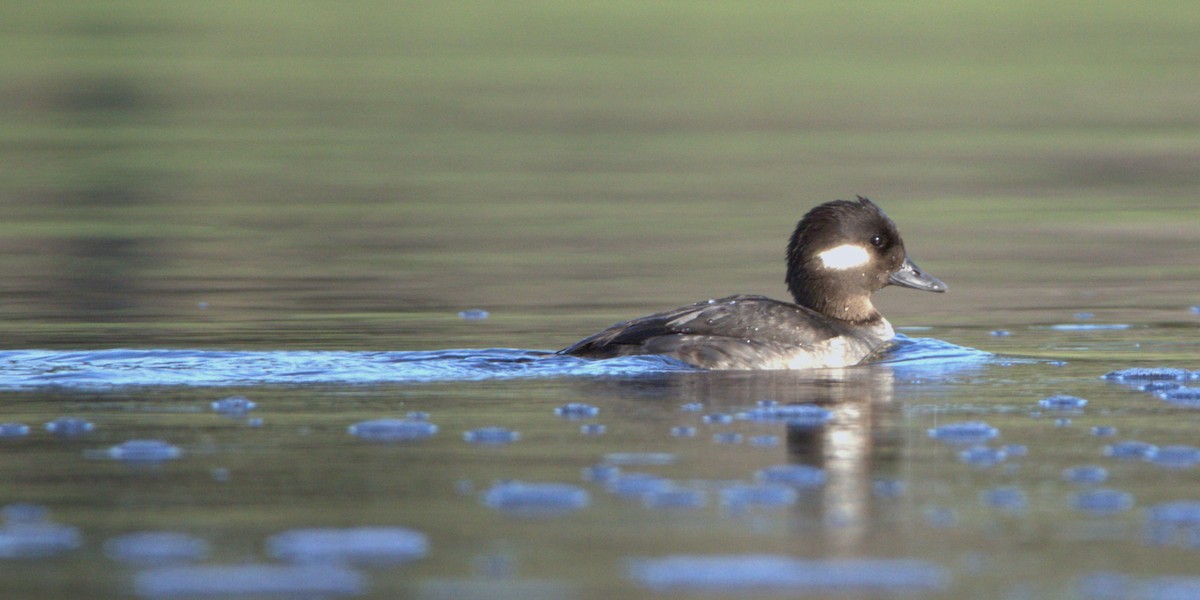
(889, 256, 947, 293)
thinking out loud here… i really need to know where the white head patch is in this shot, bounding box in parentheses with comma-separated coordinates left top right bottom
(817, 244, 871, 270)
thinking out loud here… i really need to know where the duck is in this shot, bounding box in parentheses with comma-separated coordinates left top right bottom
(558, 196, 946, 369)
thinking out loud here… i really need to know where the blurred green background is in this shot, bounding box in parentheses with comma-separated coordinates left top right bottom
(1, 1, 1197, 350)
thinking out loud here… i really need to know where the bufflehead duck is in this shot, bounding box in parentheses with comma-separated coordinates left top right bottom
(559, 197, 946, 369)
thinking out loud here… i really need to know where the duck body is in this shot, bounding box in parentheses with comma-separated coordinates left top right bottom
(559, 197, 946, 370)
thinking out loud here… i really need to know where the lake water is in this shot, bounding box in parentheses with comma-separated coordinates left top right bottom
(2, 2, 1200, 599)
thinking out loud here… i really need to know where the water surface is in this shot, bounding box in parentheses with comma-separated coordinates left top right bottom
(2, 2, 1200, 599)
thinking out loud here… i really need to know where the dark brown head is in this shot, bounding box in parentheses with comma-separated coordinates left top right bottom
(785, 196, 945, 322)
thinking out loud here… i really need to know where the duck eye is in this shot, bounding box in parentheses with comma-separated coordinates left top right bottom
(869, 235, 885, 248)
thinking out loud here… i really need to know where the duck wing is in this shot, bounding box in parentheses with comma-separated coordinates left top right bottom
(559, 294, 846, 366)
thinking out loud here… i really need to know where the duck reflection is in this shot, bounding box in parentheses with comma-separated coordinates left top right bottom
(569, 365, 904, 555)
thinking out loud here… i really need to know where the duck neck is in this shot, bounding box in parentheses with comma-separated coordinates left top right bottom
(793, 287, 881, 324)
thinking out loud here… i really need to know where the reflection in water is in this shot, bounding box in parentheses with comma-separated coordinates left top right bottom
(44, 74, 161, 317)
(571, 365, 906, 556)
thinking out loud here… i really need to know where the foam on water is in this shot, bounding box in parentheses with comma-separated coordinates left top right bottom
(1071, 489, 1134, 515)
(960, 446, 1008, 468)
(642, 488, 708, 509)
(981, 487, 1027, 512)
(44, 416, 95, 437)
(1144, 501, 1200, 547)
(1039, 394, 1088, 411)
(737, 403, 833, 427)
(627, 555, 950, 593)
(756, 464, 827, 489)
(266, 527, 429, 565)
(719, 484, 799, 510)
(211, 395, 256, 415)
(104, 532, 210, 566)
(348, 419, 438, 443)
(607, 473, 674, 498)
(463, 427, 521, 445)
(0, 335, 991, 388)
(927, 421, 999, 444)
(89, 439, 183, 464)
(134, 564, 366, 598)
(0, 504, 82, 559)
(1105, 440, 1159, 460)
(0, 422, 30, 438)
(1063, 465, 1109, 485)
(1149, 446, 1200, 469)
(481, 482, 590, 515)
(554, 403, 599, 419)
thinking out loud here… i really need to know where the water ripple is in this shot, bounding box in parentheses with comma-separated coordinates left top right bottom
(0, 335, 992, 388)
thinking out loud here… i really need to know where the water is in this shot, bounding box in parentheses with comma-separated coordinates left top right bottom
(3, 1, 1200, 598)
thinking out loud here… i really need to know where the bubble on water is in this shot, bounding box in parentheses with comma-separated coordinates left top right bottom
(457, 309, 489, 320)
(712, 432, 743, 444)
(679, 403, 704, 412)
(607, 473, 673, 498)
(1049, 323, 1130, 331)
(1038, 394, 1088, 411)
(1091, 426, 1118, 437)
(671, 426, 697, 438)
(267, 527, 429, 565)
(719, 485, 798, 510)
(1076, 572, 1133, 600)
(981, 487, 1027, 512)
(347, 419, 438, 442)
(554, 403, 599, 419)
(924, 507, 958, 528)
(134, 564, 366, 598)
(405, 411, 430, 421)
(1144, 501, 1200, 547)
(1103, 367, 1190, 382)
(581, 464, 621, 483)
(702, 413, 733, 425)
(1161, 387, 1200, 407)
(755, 465, 826, 489)
(748, 435, 780, 448)
(1071, 489, 1134, 515)
(104, 532, 210, 565)
(642, 488, 708, 510)
(93, 439, 183, 464)
(463, 427, 520, 445)
(211, 395, 256, 415)
(481, 482, 589, 515)
(927, 421, 998, 444)
(2, 504, 49, 524)
(1141, 381, 1181, 393)
(1062, 465, 1108, 485)
(1054, 418, 1072, 428)
(1104, 440, 1158, 460)
(960, 446, 1008, 468)
(626, 555, 950, 593)
(1074, 312, 1095, 320)
(0, 505, 81, 559)
(1148, 445, 1200, 469)
(737, 404, 833, 427)
(873, 479, 906, 499)
(756, 399, 778, 408)
(990, 330, 1011, 337)
(579, 423, 606, 436)
(45, 417, 95, 437)
(0, 422, 30, 439)
(603, 453, 676, 466)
